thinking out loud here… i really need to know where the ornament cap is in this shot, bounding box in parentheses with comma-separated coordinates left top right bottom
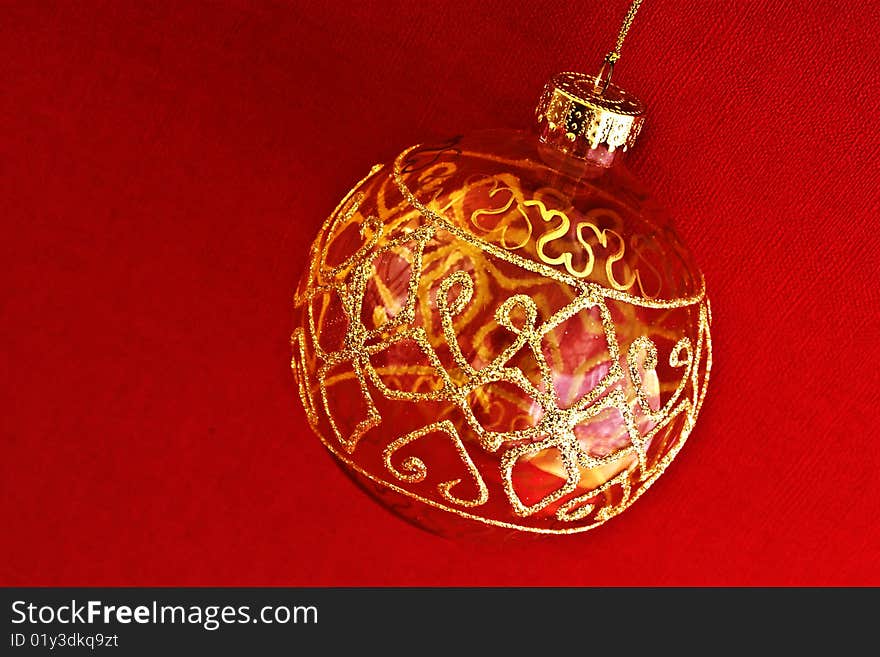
(535, 71, 645, 159)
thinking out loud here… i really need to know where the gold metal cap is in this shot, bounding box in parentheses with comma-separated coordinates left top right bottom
(535, 71, 645, 158)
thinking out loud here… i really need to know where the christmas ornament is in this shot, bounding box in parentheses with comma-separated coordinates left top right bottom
(291, 0, 711, 535)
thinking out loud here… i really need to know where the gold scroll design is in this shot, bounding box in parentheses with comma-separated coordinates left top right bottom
(387, 145, 711, 522)
(302, 196, 494, 510)
(552, 303, 711, 523)
(391, 142, 696, 306)
(296, 164, 384, 295)
(306, 227, 438, 453)
(295, 164, 414, 453)
(408, 254, 706, 520)
(302, 170, 474, 462)
(439, 282, 642, 518)
(462, 173, 659, 299)
(290, 327, 318, 429)
(292, 163, 386, 437)
(382, 420, 489, 508)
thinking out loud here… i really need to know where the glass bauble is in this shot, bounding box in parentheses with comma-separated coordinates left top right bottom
(291, 76, 711, 536)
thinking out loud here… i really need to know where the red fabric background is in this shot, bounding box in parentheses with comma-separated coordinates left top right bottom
(2, 0, 879, 585)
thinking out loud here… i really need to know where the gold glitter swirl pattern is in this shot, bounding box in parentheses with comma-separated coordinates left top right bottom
(291, 141, 712, 534)
(383, 420, 489, 508)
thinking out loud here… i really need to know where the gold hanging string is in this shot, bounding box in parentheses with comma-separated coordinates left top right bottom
(594, 0, 643, 93)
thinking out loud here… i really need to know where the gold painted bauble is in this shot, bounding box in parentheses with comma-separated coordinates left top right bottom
(291, 73, 711, 536)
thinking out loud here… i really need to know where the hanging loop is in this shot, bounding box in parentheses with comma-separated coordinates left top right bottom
(593, 51, 620, 94)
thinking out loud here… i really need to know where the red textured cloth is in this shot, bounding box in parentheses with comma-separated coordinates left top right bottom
(2, 0, 879, 585)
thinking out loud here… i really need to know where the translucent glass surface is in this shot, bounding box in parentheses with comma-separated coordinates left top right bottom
(291, 130, 711, 535)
